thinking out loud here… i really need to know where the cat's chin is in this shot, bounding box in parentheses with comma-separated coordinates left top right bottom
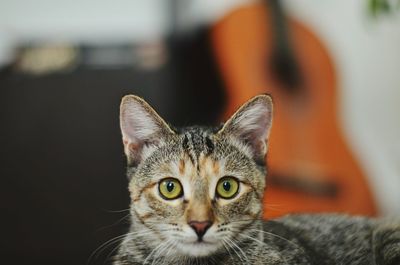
(176, 241, 219, 257)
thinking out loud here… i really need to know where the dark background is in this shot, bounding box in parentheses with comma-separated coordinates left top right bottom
(0, 30, 225, 265)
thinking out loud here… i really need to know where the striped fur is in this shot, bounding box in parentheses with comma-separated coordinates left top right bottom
(114, 95, 400, 265)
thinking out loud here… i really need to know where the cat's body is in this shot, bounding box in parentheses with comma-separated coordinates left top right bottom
(113, 95, 400, 265)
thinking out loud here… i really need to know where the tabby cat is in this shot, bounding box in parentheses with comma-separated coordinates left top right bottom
(113, 94, 399, 265)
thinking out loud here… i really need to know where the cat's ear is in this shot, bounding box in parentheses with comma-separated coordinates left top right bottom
(218, 94, 273, 161)
(120, 95, 175, 166)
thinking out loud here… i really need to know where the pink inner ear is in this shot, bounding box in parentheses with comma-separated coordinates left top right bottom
(127, 141, 141, 151)
(120, 96, 176, 166)
(238, 108, 270, 141)
(223, 98, 272, 158)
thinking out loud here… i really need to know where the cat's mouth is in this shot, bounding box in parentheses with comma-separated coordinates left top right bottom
(180, 238, 214, 246)
(176, 240, 219, 257)
(190, 240, 212, 245)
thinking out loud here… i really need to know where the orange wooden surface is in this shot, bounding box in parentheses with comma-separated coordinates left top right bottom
(211, 4, 377, 218)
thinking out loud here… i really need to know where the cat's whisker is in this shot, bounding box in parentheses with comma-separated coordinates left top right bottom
(96, 213, 131, 232)
(88, 230, 157, 264)
(221, 238, 234, 262)
(104, 242, 125, 265)
(247, 228, 303, 250)
(103, 208, 131, 213)
(240, 233, 292, 265)
(159, 239, 178, 265)
(228, 220, 304, 252)
(150, 239, 174, 265)
(88, 237, 125, 264)
(221, 238, 240, 262)
(229, 237, 250, 265)
(224, 237, 249, 264)
(142, 241, 163, 265)
(238, 233, 266, 246)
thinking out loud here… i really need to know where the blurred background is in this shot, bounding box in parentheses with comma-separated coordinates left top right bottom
(0, 0, 399, 264)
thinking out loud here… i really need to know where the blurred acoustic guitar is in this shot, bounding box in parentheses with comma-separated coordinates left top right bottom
(211, 0, 377, 218)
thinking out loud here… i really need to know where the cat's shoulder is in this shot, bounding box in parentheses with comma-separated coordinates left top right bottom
(272, 213, 400, 230)
(274, 213, 373, 227)
(264, 213, 385, 240)
(262, 214, 400, 265)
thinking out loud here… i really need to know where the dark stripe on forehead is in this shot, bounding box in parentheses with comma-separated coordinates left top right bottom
(181, 126, 215, 164)
(182, 133, 190, 149)
(182, 133, 196, 165)
(205, 136, 214, 154)
(183, 127, 214, 153)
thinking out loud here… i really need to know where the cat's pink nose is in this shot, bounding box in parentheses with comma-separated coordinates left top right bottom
(188, 221, 212, 239)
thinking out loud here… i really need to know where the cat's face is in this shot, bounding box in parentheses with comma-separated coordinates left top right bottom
(120, 95, 272, 258)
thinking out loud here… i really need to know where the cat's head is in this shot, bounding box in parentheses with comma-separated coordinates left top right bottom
(120, 94, 273, 258)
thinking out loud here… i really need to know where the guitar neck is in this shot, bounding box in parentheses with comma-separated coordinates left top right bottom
(267, 0, 303, 92)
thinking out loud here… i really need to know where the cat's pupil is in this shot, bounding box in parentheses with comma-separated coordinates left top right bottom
(223, 181, 231, 191)
(166, 182, 175, 192)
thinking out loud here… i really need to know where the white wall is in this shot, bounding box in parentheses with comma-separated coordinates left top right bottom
(284, 0, 400, 215)
(0, 0, 169, 65)
(0, 0, 169, 41)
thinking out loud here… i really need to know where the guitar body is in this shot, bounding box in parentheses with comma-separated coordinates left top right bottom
(211, 3, 377, 218)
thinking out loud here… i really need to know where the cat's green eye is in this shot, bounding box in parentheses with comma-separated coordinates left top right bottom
(158, 178, 183, 200)
(216, 177, 239, 199)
